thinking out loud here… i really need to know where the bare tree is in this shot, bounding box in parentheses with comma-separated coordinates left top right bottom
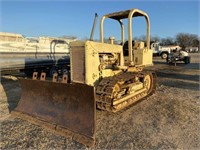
(191, 38, 200, 48)
(133, 35, 160, 43)
(160, 37, 175, 46)
(176, 33, 199, 50)
(151, 35, 160, 42)
(60, 35, 77, 40)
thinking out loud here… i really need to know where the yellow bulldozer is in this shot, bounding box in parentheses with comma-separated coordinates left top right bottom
(12, 9, 156, 147)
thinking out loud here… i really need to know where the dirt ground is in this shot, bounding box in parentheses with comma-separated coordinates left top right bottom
(0, 53, 199, 149)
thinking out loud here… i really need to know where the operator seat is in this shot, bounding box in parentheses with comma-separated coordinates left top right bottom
(123, 40, 135, 56)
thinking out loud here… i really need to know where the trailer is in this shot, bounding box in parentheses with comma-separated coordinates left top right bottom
(0, 32, 75, 76)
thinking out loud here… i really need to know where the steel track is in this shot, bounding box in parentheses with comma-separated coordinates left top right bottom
(96, 71, 156, 112)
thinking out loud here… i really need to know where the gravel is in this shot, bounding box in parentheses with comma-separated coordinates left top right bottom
(0, 53, 199, 149)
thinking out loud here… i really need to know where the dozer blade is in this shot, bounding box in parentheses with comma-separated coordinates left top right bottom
(12, 77, 96, 147)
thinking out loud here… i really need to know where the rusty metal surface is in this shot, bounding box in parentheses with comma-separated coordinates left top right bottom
(15, 78, 96, 141)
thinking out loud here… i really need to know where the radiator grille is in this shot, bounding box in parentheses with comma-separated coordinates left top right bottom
(70, 46, 85, 83)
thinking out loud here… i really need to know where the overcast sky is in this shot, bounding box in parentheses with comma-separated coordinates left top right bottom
(0, 0, 199, 40)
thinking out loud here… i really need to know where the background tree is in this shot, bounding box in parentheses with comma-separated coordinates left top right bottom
(132, 35, 160, 43)
(151, 35, 160, 42)
(160, 37, 176, 46)
(60, 35, 77, 40)
(176, 33, 199, 50)
(191, 38, 200, 48)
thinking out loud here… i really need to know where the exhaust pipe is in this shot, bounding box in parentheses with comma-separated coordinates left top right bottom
(90, 13, 98, 41)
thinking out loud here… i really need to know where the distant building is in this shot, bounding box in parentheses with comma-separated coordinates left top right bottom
(185, 47, 199, 53)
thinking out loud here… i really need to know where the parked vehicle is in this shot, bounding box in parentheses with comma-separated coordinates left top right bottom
(166, 50, 191, 65)
(151, 42, 181, 59)
(0, 32, 76, 76)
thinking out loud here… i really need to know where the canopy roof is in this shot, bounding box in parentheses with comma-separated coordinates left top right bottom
(104, 9, 147, 20)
